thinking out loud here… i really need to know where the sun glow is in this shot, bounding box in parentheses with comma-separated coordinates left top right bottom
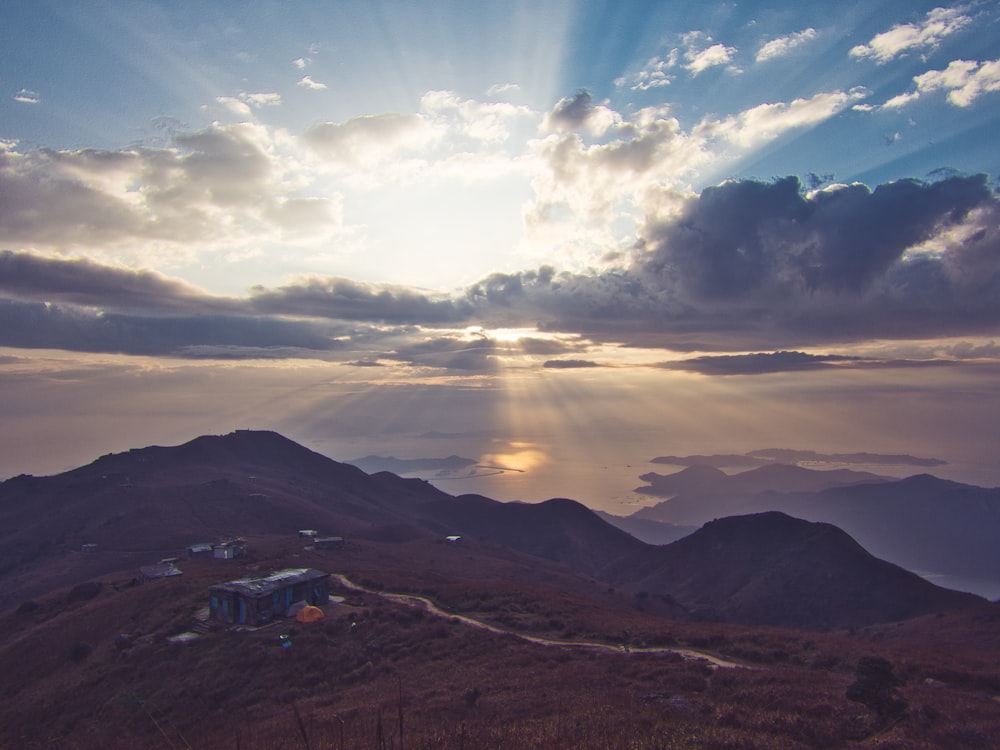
(482, 327, 541, 343)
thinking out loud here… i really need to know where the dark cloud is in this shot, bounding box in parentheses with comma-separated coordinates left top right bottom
(0, 251, 223, 312)
(248, 277, 465, 324)
(2, 175, 999, 361)
(383, 334, 499, 371)
(517, 336, 586, 356)
(946, 341, 1000, 359)
(542, 359, 603, 369)
(659, 351, 854, 375)
(459, 174, 1000, 348)
(544, 90, 599, 132)
(0, 298, 345, 357)
(639, 175, 992, 297)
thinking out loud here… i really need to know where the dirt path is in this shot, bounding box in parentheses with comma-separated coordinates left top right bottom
(329, 573, 745, 669)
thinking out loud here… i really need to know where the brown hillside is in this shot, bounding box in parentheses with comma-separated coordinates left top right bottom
(2, 532, 1000, 749)
(611, 512, 982, 629)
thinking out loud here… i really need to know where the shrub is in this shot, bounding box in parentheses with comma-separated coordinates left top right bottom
(66, 582, 102, 603)
(846, 656, 908, 724)
(69, 641, 93, 663)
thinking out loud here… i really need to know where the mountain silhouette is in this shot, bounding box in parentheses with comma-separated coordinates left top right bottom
(609, 511, 982, 629)
(0, 430, 984, 629)
(635, 462, 888, 500)
(631, 470, 1000, 583)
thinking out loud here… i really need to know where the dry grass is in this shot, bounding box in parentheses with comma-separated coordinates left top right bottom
(2, 537, 1000, 749)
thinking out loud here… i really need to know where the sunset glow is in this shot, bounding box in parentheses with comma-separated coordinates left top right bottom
(1, 1, 999, 505)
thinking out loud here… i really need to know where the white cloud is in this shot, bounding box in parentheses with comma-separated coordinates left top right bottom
(297, 75, 327, 90)
(915, 58, 1000, 106)
(703, 88, 868, 150)
(522, 87, 867, 257)
(0, 122, 343, 258)
(881, 91, 922, 110)
(293, 57, 309, 70)
(301, 92, 538, 191)
(618, 33, 735, 89)
(850, 6, 971, 64)
(756, 28, 817, 62)
(12, 88, 40, 104)
(486, 83, 521, 97)
(877, 58, 1000, 109)
(215, 96, 252, 116)
(685, 42, 737, 75)
(421, 90, 532, 143)
(303, 112, 440, 169)
(264, 196, 344, 236)
(624, 54, 676, 91)
(208, 92, 282, 119)
(243, 92, 282, 108)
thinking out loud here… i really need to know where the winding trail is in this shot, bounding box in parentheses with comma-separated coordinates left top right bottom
(329, 573, 745, 669)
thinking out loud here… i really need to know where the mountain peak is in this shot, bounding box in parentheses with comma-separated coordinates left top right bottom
(617, 511, 981, 629)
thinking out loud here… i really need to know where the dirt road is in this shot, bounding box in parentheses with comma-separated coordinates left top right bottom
(329, 573, 745, 669)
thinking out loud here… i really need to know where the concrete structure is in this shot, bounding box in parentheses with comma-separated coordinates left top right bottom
(209, 568, 329, 627)
(212, 539, 247, 560)
(314, 536, 345, 550)
(138, 562, 182, 583)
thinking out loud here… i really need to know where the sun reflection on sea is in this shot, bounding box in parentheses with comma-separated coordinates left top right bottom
(479, 441, 549, 473)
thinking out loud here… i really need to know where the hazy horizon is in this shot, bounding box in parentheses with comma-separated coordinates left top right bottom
(2, 1, 999, 509)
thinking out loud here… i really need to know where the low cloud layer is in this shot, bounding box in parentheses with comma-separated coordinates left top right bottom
(0, 251, 222, 312)
(2, 172, 998, 361)
(0, 297, 344, 357)
(659, 351, 854, 376)
(542, 359, 602, 369)
(464, 174, 1000, 347)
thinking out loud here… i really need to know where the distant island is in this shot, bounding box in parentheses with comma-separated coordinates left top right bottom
(650, 448, 946, 469)
(347, 455, 478, 475)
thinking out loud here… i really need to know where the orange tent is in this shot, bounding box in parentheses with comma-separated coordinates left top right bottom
(295, 605, 325, 623)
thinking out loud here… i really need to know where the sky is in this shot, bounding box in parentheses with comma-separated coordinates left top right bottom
(2, 0, 1000, 510)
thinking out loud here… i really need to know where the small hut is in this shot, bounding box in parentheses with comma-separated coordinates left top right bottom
(187, 543, 213, 558)
(138, 562, 182, 583)
(209, 568, 329, 627)
(213, 538, 247, 560)
(314, 536, 345, 550)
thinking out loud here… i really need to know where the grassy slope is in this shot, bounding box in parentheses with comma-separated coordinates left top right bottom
(3, 534, 1000, 749)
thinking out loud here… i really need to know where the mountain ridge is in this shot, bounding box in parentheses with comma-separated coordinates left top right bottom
(608, 511, 982, 629)
(632, 469, 1000, 584)
(0, 429, 984, 629)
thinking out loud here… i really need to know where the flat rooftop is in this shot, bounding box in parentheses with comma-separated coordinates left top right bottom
(209, 568, 327, 597)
